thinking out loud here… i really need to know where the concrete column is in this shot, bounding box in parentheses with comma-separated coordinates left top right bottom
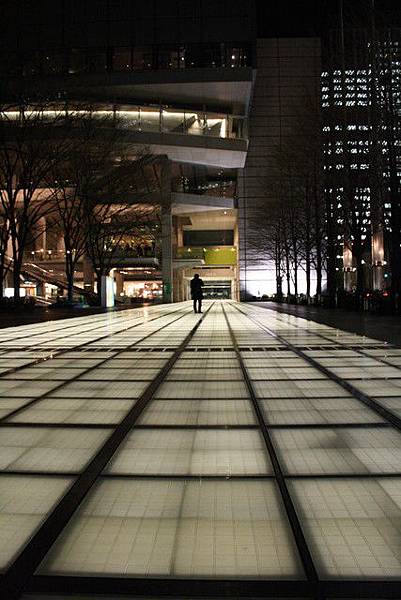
(343, 245, 354, 292)
(161, 157, 173, 303)
(101, 275, 115, 308)
(372, 229, 385, 291)
(34, 217, 47, 254)
(162, 206, 173, 302)
(172, 268, 179, 302)
(115, 271, 124, 297)
(83, 255, 95, 292)
(56, 235, 65, 256)
(373, 265, 384, 291)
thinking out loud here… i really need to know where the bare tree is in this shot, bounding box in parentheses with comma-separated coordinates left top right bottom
(47, 111, 161, 303)
(0, 208, 11, 297)
(0, 104, 75, 298)
(84, 202, 160, 303)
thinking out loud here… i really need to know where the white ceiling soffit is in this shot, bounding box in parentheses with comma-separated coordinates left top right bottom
(172, 193, 234, 215)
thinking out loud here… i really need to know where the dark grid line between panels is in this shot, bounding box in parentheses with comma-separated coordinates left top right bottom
(28, 576, 401, 600)
(3, 470, 401, 482)
(0, 304, 187, 378)
(22, 303, 314, 599)
(230, 302, 401, 597)
(0, 304, 215, 600)
(233, 304, 401, 434)
(0, 306, 193, 425)
(220, 304, 320, 595)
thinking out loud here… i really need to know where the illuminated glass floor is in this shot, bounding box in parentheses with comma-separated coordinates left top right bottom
(0, 301, 401, 599)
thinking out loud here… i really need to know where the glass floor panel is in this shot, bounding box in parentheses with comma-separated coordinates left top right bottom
(247, 368, 325, 381)
(100, 359, 168, 368)
(79, 368, 161, 381)
(0, 474, 73, 571)
(384, 357, 401, 367)
(155, 381, 249, 399)
(166, 368, 243, 381)
(348, 379, 401, 397)
(4, 368, 90, 380)
(173, 358, 241, 368)
(0, 358, 38, 368)
(0, 300, 400, 596)
(375, 397, 401, 418)
(329, 366, 401, 379)
(38, 478, 304, 578)
(271, 428, 401, 475)
(33, 358, 106, 368)
(50, 381, 148, 399)
(105, 429, 271, 476)
(7, 398, 136, 425)
(253, 380, 351, 399)
(364, 349, 401, 357)
(240, 351, 301, 359)
(0, 427, 110, 472)
(289, 478, 401, 578)
(179, 351, 239, 359)
(0, 380, 61, 397)
(260, 398, 384, 425)
(315, 357, 391, 368)
(138, 399, 257, 426)
(117, 352, 174, 359)
(0, 397, 34, 411)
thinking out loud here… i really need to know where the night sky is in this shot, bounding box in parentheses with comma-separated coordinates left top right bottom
(257, 0, 400, 38)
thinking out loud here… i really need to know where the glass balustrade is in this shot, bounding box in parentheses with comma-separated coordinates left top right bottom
(2, 107, 247, 140)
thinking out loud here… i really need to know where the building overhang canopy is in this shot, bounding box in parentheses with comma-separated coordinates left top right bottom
(172, 193, 234, 215)
(12, 68, 255, 113)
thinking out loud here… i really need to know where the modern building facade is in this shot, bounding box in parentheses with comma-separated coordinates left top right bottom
(238, 37, 321, 298)
(0, 0, 256, 303)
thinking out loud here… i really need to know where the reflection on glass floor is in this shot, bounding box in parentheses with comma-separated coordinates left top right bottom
(0, 300, 401, 599)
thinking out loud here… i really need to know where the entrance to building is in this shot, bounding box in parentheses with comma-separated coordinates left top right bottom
(202, 280, 231, 299)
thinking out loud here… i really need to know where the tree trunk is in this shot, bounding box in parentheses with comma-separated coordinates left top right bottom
(13, 257, 21, 299)
(306, 254, 311, 300)
(316, 252, 322, 298)
(65, 256, 74, 303)
(292, 238, 298, 300)
(293, 262, 298, 299)
(325, 194, 337, 307)
(285, 245, 291, 297)
(275, 236, 283, 301)
(0, 259, 5, 299)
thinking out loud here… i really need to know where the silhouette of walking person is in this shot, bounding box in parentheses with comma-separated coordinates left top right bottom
(190, 273, 204, 313)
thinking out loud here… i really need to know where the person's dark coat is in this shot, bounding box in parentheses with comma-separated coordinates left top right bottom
(190, 277, 204, 299)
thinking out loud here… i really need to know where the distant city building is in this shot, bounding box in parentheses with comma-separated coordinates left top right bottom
(322, 27, 401, 295)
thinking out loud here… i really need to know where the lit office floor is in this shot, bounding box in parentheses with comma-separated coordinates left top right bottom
(0, 301, 401, 599)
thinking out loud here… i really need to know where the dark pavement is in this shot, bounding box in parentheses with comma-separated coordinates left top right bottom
(0, 302, 148, 329)
(254, 301, 401, 346)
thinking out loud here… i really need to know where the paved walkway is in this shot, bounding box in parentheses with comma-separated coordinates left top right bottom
(0, 301, 400, 599)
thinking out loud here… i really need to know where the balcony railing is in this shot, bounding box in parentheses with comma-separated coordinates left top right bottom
(117, 108, 247, 140)
(3, 107, 248, 141)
